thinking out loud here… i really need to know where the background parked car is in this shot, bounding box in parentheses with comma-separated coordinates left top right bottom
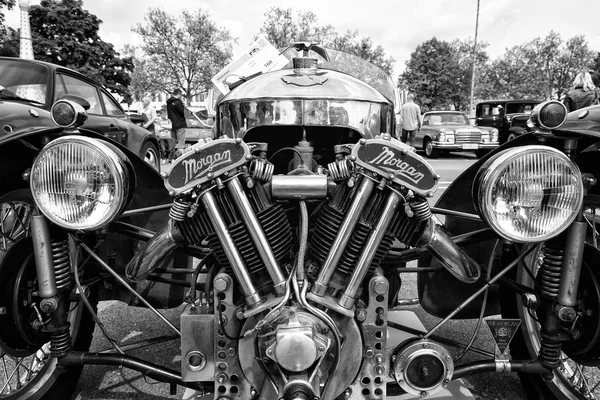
(415, 110, 499, 158)
(0, 57, 161, 170)
(133, 107, 213, 145)
(475, 99, 540, 143)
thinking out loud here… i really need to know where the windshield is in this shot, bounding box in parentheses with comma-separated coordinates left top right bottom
(0, 59, 48, 106)
(207, 46, 398, 115)
(424, 112, 469, 125)
(280, 47, 397, 107)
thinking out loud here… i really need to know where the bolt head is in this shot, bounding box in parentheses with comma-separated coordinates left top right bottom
(373, 280, 388, 295)
(422, 342, 429, 349)
(364, 347, 375, 358)
(355, 308, 367, 322)
(214, 277, 230, 292)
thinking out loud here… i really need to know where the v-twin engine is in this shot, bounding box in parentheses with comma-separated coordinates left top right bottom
(125, 137, 480, 399)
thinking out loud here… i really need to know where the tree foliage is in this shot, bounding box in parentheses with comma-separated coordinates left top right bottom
(256, 7, 395, 76)
(592, 52, 600, 87)
(132, 7, 234, 105)
(0, 0, 15, 28)
(400, 37, 461, 111)
(479, 31, 594, 100)
(0, 25, 17, 56)
(2, 0, 133, 100)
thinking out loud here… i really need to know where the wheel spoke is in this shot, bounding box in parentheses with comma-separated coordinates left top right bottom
(0, 356, 25, 394)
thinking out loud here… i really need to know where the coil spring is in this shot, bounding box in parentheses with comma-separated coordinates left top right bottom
(50, 324, 71, 357)
(328, 158, 353, 181)
(169, 198, 192, 221)
(51, 239, 72, 291)
(409, 198, 432, 221)
(538, 331, 562, 369)
(537, 243, 564, 299)
(249, 159, 274, 183)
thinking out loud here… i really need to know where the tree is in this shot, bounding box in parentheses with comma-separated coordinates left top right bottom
(0, 26, 18, 56)
(449, 38, 489, 111)
(330, 30, 395, 76)
(20, 0, 134, 100)
(592, 52, 600, 87)
(256, 7, 395, 76)
(133, 7, 234, 105)
(0, 0, 15, 28)
(400, 37, 460, 111)
(257, 7, 335, 51)
(121, 45, 167, 104)
(479, 31, 594, 100)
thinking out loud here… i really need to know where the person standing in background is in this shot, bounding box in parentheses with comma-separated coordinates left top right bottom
(166, 89, 187, 156)
(140, 96, 157, 132)
(564, 71, 598, 112)
(401, 93, 421, 147)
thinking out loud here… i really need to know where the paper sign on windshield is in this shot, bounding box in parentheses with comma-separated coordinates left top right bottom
(211, 35, 289, 95)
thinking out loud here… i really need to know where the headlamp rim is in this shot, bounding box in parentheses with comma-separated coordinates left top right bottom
(474, 145, 583, 243)
(30, 135, 131, 231)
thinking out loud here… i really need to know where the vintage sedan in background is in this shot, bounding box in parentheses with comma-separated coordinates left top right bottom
(0, 57, 161, 170)
(415, 110, 499, 158)
(475, 99, 540, 143)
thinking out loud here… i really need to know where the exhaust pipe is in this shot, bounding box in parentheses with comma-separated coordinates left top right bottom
(418, 219, 481, 283)
(126, 220, 182, 282)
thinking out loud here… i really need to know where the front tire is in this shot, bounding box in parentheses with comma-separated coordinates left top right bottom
(0, 190, 97, 400)
(502, 200, 600, 400)
(424, 138, 439, 159)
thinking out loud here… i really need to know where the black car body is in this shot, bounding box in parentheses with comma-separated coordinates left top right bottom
(475, 99, 541, 143)
(0, 57, 160, 169)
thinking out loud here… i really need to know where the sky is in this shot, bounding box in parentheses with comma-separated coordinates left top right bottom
(4, 0, 600, 78)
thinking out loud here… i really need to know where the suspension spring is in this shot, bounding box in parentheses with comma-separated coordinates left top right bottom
(50, 324, 71, 357)
(169, 197, 192, 221)
(52, 239, 72, 292)
(538, 331, 562, 369)
(536, 240, 565, 369)
(537, 243, 564, 299)
(328, 158, 353, 181)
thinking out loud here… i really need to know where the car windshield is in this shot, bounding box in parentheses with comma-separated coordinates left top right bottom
(0, 59, 48, 106)
(426, 112, 469, 125)
(505, 102, 538, 114)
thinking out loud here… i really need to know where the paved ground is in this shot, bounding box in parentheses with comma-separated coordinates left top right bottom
(72, 151, 529, 400)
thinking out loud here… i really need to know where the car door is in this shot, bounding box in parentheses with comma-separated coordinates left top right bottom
(414, 114, 429, 148)
(99, 90, 131, 147)
(57, 73, 124, 142)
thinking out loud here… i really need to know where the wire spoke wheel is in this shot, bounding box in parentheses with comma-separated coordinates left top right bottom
(509, 202, 600, 400)
(0, 190, 95, 399)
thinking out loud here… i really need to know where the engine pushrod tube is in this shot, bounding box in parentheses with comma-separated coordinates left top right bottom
(557, 221, 587, 307)
(30, 214, 58, 298)
(225, 177, 286, 295)
(200, 190, 263, 306)
(59, 351, 208, 391)
(452, 360, 550, 379)
(312, 177, 377, 296)
(338, 190, 402, 309)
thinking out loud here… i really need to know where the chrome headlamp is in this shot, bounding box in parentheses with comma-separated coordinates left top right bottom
(473, 145, 583, 243)
(30, 136, 134, 231)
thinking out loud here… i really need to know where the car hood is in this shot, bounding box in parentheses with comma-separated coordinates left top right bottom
(425, 124, 481, 131)
(0, 100, 53, 136)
